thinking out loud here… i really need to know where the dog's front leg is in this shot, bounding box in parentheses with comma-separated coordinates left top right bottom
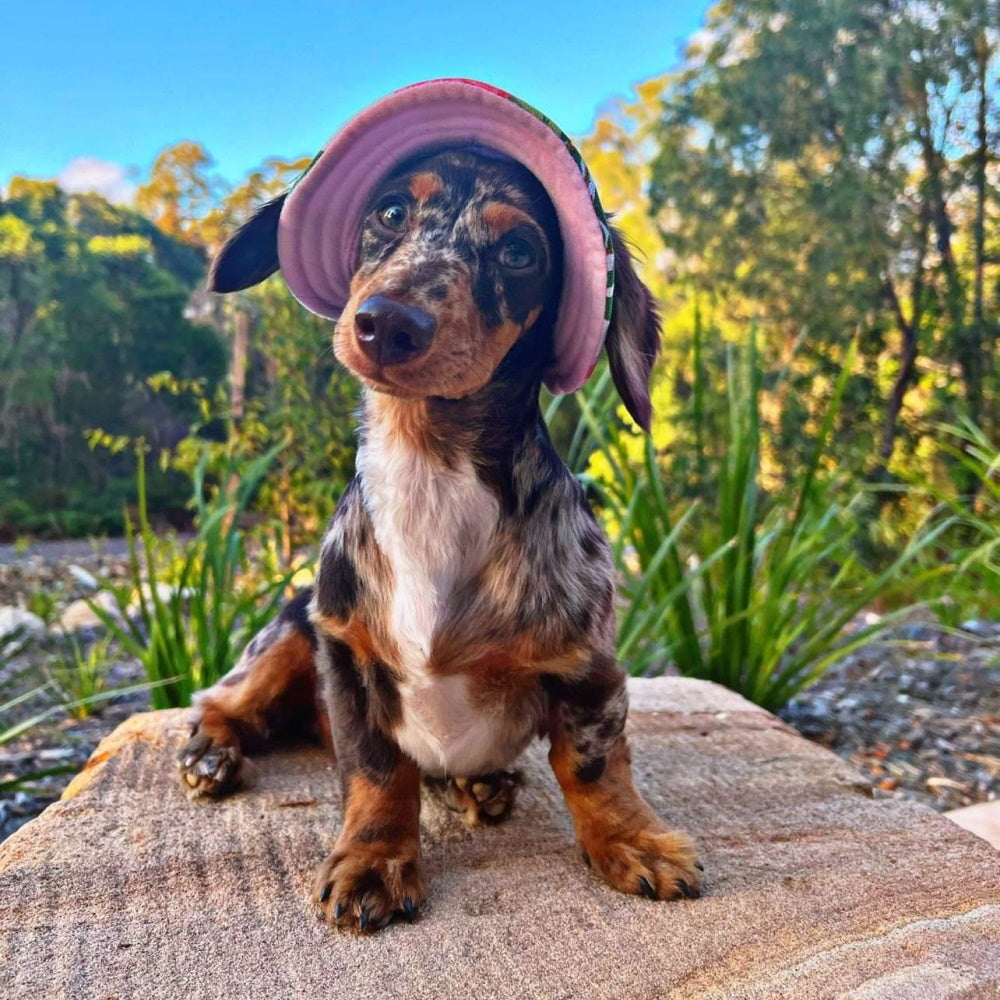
(313, 636, 424, 933)
(545, 662, 702, 901)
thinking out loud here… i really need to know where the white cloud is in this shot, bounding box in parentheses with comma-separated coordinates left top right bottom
(58, 157, 136, 204)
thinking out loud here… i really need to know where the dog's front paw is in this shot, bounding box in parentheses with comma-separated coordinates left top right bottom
(582, 825, 702, 901)
(177, 729, 243, 798)
(314, 839, 425, 934)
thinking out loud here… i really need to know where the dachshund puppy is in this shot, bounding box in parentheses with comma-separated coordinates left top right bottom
(179, 147, 701, 933)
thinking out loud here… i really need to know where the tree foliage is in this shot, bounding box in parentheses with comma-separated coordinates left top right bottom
(0, 179, 224, 536)
(3, 0, 995, 576)
(642, 0, 999, 489)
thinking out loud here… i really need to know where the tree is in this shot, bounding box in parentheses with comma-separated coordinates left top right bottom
(213, 157, 357, 550)
(646, 0, 999, 483)
(133, 150, 357, 549)
(0, 180, 225, 536)
(135, 141, 227, 251)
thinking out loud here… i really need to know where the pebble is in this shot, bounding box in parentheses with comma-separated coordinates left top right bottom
(56, 592, 121, 633)
(66, 564, 99, 591)
(960, 620, 1000, 640)
(0, 607, 47, 653)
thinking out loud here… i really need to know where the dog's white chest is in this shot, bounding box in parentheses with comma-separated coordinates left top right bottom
(358, 428, 521, 773)
(358, 429, 497, 669)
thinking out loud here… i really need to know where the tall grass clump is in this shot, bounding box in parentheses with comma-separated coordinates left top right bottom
(42, 633, 115, 720)
(92, 444, 297, 709)
(905, 418, 1000, 625)
(553, 327, 952, 710)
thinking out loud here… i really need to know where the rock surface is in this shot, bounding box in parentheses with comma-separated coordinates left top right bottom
(1, 678, 998, 1000)
(947, 801, 1000, 850)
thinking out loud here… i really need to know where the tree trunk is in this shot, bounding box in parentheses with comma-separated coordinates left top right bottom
(878, 279, 920, 469)
(876, 203, 930, 475)
(230, 310, 249, 424)
(971, 30, 989, 428)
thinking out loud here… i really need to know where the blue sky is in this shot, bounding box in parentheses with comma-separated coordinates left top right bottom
(1, 0, 711, 200)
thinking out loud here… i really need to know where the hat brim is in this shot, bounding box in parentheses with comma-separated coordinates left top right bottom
(276, 78, 613, 395)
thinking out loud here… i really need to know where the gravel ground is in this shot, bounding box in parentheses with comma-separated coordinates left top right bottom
(0, 537, 135, 566)
(0, 687, 151, 840)
(2, 544, 998, 841)
(1, 544, 149, 839)
(779, 623, 1000, 812)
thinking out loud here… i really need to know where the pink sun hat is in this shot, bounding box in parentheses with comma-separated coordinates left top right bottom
(276, 78, 615, 395)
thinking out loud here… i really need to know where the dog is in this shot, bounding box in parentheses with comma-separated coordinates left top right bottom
(177, 103, 701, 933)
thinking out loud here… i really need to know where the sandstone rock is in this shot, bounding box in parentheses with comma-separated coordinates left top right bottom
(1, 678, 999, 999)
(946, 800, 1000, 850)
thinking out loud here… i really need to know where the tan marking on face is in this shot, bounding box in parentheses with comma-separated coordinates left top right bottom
(482, 201, 536, 240)
(409, 172, 443, 202)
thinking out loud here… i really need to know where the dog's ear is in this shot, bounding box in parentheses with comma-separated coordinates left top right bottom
(605, 226, 661, 432)
(207, 193, 287, 293)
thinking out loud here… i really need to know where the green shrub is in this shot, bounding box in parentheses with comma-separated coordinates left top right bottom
(879, 418, 1000, 627)
(557, 328, 951, 709)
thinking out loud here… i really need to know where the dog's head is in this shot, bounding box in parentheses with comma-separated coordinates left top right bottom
(210, 149, 660, 429)
(331, 149, 563, 402)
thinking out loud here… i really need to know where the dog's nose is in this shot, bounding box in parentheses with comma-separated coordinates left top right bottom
(354, 295, 437, 366)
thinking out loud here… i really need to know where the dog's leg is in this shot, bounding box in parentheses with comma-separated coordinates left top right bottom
(178, 591, 320, 797)
(546, 663, 702, 901)
(313, 636, 425, 933)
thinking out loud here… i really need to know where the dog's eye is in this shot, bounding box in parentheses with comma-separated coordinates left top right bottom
(499, 237, 536, 270)
(376, 200, 408, 232)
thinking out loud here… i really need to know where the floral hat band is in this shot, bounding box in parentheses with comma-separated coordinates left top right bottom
(276, 78, 615, 395)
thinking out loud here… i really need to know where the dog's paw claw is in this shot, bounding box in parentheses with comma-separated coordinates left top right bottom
(677, 878, 700, 899)
(314, 844, 425, 934)
(583, 826, 702, 902)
